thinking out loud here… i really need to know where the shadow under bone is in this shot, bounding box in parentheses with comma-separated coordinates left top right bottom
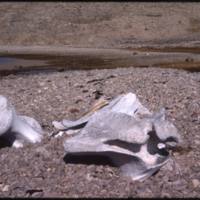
(0, 128, 16, 148)
(63, 151, 147, 168)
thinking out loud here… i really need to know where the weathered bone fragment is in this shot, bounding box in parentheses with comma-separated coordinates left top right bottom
(0, 95, 43, 148)
(52, 98, 109, 132)
(52, 93, 151, 134)
(55, 92, 181, 181)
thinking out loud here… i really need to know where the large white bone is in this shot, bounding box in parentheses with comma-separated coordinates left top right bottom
(0, 95, 43, 147)
(59, 92, 181, 181)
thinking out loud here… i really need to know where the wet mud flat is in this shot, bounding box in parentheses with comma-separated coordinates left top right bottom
(0, 65, 199, 197)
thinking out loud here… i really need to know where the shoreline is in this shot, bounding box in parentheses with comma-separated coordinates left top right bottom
(0, 44, 200, 75)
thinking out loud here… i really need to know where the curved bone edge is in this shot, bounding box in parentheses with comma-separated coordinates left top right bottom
(64, 136, 137, 157)
(81, 98, 109, 118)
(12, 139, 24, 148)
(108, 93, 151, 117)
(58, 93, 124, 130)
(62, 116, 90, 130)
(109, 151, 169, 181)
(0, 109, 13, 136)
(53, 92, 151, 131)
(121, 160, 168, 181)
(53, 118, 89, 132)
(63, 134, 167, 164)
(52, 121, 67, 130)
(80, 110, 151, 144)
(63, 143, 169, 181)
(0, 96, 14, 135)
(11, 114, 43, 144)
(52, 95, 121, 130)
(152, 109, 181, 144)
(138, 157, 169, 181)
(19, 115, 43, 134)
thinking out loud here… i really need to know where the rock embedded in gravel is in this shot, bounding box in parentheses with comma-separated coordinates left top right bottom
(2, 185, 9, 192)
(192, 179, 200, 188)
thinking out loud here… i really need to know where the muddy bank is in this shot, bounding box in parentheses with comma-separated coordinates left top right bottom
(0, 67, 199, 197)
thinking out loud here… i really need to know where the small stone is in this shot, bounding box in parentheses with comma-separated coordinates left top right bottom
(47, 168, 51, 172)
(93, 90, 103, 99)
(35, 147, 51, 159)
(74, 83, 84, 88)
(55, 131, 64, 138)
(192, 179, 200, 188)
(2, 185, 9, 192)
(185, 57, 193, 62)
(86, 173, 93, 181)
(37, 89, 42, 94)
(161, 192, 171, 198)
(194, 140, 200, 145)
(82, 89, 89, 93)
(157, 143, 166, 149)
(69, 107, 80, 113)
(12, 140, 24, 148)
(75, 97, 83, 104)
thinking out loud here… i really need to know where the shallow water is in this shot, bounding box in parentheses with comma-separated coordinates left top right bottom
(0, 57, 18, 64)
(0, 48, 200, 76)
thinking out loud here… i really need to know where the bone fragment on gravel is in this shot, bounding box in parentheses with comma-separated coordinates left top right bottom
(55, 92, 181, 181)
(52, 93, 151, 133)
(52, 97, 109, 132)
(0, 95, 44, 148)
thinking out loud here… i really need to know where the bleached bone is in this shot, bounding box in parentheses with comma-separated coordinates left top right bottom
(52, 93, 151, 132)
(59, 93, 181, 181)
(0, 95, 43, 148)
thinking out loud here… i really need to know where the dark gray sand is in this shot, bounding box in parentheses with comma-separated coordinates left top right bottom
(0, 67, 199, 197)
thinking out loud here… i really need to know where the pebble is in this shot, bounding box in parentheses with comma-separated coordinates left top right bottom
(2, 185, 9, 192)
(74, 83, 84, 88)
(35, 147, 51, 159)
(194, 140, 200, 145)
(86, 173, 93, 181)
(69, 107, 80, 113)
(54, 131, 64, 138)
(192, 179, 200, 188)
(161, 192, 171, 198)
(47, 168, 51, 172)
(82, 89, 89, 93)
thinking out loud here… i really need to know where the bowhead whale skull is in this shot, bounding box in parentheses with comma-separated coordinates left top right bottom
(0, 95, 43, 148)
(53, 93, 181, 181)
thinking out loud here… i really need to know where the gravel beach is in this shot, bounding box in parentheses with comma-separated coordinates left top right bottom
(0, 67, 199, 197)
(0, 2, 200, 197)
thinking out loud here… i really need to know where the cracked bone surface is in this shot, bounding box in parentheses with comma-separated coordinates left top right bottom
(55, 92, 181, 181)
(0, 95, 43, 148)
